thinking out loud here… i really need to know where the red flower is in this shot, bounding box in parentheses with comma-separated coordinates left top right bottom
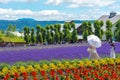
(31, 71, 37, 77)
(66, 74, 70, 80)
(40, 70, 46, 76)
(22, 72, 28, 77)
(99, 76, 104, 80)
(4, 77, 7, 80)
(6, 74, 10, 79)
(14, 72, 19, 78)
(50, 69, 55, 77)
(86, 78, 91, 80)
(23, 77, 28, 80)
(57, 69, 63, 75)
(13, 77, 17, 80)
(55, 75, 59, 80)
(111, 73, 117, 78)
(33, 77, 38, 80)
(44, 76, 49, 80)
(66, 68, 71, 74)
(104, 73, 109, 78)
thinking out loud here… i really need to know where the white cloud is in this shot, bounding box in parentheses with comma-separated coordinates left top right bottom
(0, 0, 38, 4)
(78, 8, 109, 20)
(0, 8, 113, 21)
(45, 0, 63, 5)
(0, 8, 76, 20)
(46, 0, 117, 8)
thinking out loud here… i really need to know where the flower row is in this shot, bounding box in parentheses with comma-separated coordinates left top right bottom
(0, 58, 120, 80)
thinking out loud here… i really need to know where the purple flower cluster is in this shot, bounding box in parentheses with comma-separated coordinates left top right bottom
(0, 42, 120, 64)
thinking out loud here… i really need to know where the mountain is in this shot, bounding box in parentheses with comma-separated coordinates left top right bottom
(0, 18, 94, 31)
(16, 18, 36, 21)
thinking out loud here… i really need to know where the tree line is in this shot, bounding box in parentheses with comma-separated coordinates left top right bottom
(23, 21, 78, 45)
(81, 20, 120, 42)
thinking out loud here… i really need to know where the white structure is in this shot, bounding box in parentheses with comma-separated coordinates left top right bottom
(98, 11, 120, 40)
(10, 31, 24, 37)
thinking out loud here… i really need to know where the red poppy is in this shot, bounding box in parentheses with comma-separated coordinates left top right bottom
(104, 73, 109, 78)
(14, 72, 19, 78)
(33, 77, 38, 80)
(31, 71, 37, 77)
(4, 77, 7, 80)
(5, 73, 10, 79)
(50, 69, 55, 77)
(40, 70, 46, 77)
(57, 69, 63, 75)
(13, 77, 17, 80)
(55, 75, 59, 80)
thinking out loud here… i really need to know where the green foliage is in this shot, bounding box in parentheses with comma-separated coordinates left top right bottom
(6, 24, 16, 37)
(71, 21, 75, 29)
(82, 30, 88, 40)
(105, 20, 113, 41)
(42, 28, 47, 43)
(81, 21, 93, 40)
(105, 29, 113, 41)
(0, 63, 10, 71)
(106, 20, 113, 29)
(13, 62, 27, 68)
(63, 22, 72, 43)
(46, 31, 52, 44)
(31, 28, 35, 43)
(55, 31, 60, 43)
(115, 20, 120, 41)
(94, 20, 104, 39)
(72, 29, 78, 43)
(23, 26, 31, 44)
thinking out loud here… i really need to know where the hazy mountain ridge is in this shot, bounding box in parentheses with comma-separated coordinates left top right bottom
(0, 18, 94, 31)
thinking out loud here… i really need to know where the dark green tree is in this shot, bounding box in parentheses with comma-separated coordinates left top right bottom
(105, 29, 113, 41)
(81, 21, 93, 40)
(94, 20, 104, 39)
(71, 29, 78, 43)
(114, 20, 120, 41)
(23, 26, 30, 44)
(105, 20, 113, 41)
(31, 28, 35, 44)
(63, 22, 71, 43)
(36, 24, 41, 43)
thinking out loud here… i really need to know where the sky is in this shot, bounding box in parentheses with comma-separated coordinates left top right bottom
(0, 0, 120, 21)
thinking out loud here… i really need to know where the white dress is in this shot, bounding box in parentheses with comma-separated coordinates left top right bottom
(87, 48, 100, 60)
(110, 47, 115, 58)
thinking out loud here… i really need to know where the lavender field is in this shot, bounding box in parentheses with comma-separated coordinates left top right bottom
(0, 42, 120, 64)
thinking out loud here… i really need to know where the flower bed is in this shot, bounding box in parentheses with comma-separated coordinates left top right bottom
(0, 58, 120, 80)
(0, 42, 120, 64)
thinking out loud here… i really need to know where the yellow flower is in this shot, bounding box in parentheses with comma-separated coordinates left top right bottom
(78, 61, 84, 67)
(108, 58, 114, 64)
(65, 61, 70, 66)
(57, 63, 65, 69)
(27, 65, 34, 72)
(93, 60, 99, 66)
(115, 58, 120, 64)
(19, 66, 26, 73)
(42, 64, 49, 70)
(2, 67, 9, 74)
(49, 63, 57, 70)
(34, 64, 41, 70)
(0, 71, 5, 77)
(99, 59, 107, 65)
(85, 61, 92, 66)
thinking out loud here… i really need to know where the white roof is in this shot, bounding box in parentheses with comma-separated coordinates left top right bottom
(98, 15, 120, 31)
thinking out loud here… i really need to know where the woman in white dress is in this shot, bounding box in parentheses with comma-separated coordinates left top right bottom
(87, 45, 100, 60)
(110, 43, 116, 58)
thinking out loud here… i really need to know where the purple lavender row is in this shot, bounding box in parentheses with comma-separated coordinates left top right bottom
(0, 42, 120, 64)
